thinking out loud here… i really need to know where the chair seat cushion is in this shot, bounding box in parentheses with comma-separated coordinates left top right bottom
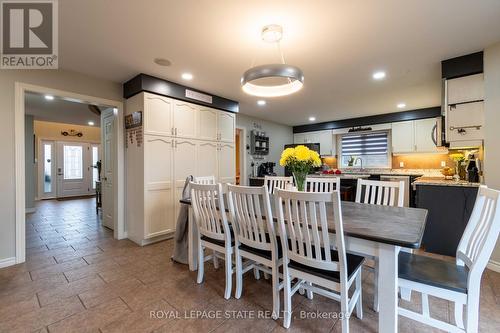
(201, 227, 235, 247)
(288, 249, 365, 283)
(398, 251, 468, 293)
(239, 235, 283, 260)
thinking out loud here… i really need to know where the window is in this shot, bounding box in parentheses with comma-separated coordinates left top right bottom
(92, 146, 99, 189)
(340, 131, 390, 168)
(63, 145, 83, 179)
(43, 144, 52, 193)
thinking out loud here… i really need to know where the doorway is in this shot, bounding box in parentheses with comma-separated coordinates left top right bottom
(15, 83, 125, 264)
(235, 126, 247, 186)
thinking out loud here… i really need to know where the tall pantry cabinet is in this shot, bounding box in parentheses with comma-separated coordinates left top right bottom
(125, 92, 236, 245)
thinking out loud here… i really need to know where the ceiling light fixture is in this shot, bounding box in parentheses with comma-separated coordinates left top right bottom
(257, 100, 266, 106)
(397, 103, 406, 109)
(372, 71, 386, 80)
(153, 58, 171, 66)
(181, 73, 193, 80)
(88, 121, 95, 126)
(44, 95, 54, 100)
(241, 25, 304, 97)
(309, 116, 316, 122)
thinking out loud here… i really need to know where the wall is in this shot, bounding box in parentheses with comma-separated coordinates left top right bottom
(0, 69, 121, 263)
(34, 120, 101, 143)
(25, 116, 35, 212)
(484, 42, 500, 265)
(235, 113, 293, 179)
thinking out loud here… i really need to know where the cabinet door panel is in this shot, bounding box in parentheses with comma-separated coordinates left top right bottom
(197, 141, 218, 179)
(218, 112, 235, 142)
(144, 136, 174, 238)
(447, 102, 484, 141)
(415, 118, 439, 153)
(174, 101, 198, 139)
(293, 133, 305, 144)
(218, 143, 235, 184)
(198, 107, 218, 141)
(318, 130, 334, 156)
(144, 94, 173, 136)
(174, 140, 198, 224)
(391, 121, 415, 153)
(447, 73, 484, 104)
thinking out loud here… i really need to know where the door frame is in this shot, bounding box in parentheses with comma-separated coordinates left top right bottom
(235, 126, 247, 185)
(15, 82, 125, 264)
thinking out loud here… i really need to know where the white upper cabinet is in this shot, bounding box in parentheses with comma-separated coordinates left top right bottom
(144, 93, 173, 136)
(414, 118, 440, 153)
(447, 73, 484, 104)
(293, 133, 306, 144)
(218, 143, 236, 184)
(217, 112, 235, 143)
(293, 130, 335, 156)
(197, 107, 218, 141)
(173, 101, 198, 139)
(447, 101, 484, 142)
(391, 121, 415, 153)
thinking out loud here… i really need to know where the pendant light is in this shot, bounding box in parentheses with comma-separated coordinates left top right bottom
(241, 24, 304, 97)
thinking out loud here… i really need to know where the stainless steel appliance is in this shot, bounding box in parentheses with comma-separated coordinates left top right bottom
(466, 153, 481, 183)
(257, 162, 276, 177)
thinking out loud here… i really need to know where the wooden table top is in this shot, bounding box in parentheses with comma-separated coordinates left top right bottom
(180, 198, 428, 249)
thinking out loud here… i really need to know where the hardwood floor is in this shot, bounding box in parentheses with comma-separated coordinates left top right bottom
(0, 198, 499, 332)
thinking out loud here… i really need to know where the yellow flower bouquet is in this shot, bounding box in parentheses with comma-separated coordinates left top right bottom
(279, 145, 322, 191)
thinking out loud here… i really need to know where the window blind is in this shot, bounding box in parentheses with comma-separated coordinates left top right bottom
(341, 131, 388, 156)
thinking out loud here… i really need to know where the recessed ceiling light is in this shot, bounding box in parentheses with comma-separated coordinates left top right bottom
(372, 71, 386, 80)
(153, 58, 171, 66)
(397, 103, 406, 109)
(88, 121, 95, 126)
(257, 100, 266, 106)
(181, 73, 193, 80)
(309, 116, 316, 122)
(44, 95, 54, 100)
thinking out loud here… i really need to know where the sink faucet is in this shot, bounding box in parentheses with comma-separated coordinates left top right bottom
(354, 157, 363, 170)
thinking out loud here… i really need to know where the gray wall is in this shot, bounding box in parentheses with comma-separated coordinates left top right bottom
(25, 115, 35, 211)
(0, 69, 121, 262)
(484, 42, 500, 265)
(236, 113, 293, 180)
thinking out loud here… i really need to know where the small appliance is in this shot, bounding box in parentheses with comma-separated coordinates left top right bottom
(257, 162, 276, 177)
(466, 153, 481, 183)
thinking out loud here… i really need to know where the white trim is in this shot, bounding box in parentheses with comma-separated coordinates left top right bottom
(235, 126, 247, 185)
(487, 259, 500, 273)
(0, 257, 16, 268)
(14, 82, 126, 266)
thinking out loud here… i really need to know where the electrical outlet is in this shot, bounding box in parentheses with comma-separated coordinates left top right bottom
(441, 161, 446, 167)
(399, 161, 404, 168)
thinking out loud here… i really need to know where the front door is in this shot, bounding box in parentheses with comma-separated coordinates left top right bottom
(101, 108, 115, 230)
(56, 142, 91, 197)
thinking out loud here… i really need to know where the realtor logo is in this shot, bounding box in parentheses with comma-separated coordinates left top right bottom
(1, 0, 58, 69)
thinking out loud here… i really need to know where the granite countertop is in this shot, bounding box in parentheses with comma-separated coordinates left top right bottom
(412, 176, 481, 187)
(311, 173, 370, 179)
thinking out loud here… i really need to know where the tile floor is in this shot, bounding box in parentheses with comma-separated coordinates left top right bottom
(1, 197, 499, 332)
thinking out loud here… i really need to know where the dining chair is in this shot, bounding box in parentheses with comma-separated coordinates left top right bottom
(398, 186, 500, 333)
(306, 177, 341, 193)
(194, 175, 216, 184)
(190, 182, 234, 299)
(275, 189, 364, 331)
(227, 184, 283, 319)
(264, 175, 293, 194)
(355, 178, 405, 312)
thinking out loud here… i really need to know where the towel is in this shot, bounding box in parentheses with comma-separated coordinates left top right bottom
(171, 175, 193, 264)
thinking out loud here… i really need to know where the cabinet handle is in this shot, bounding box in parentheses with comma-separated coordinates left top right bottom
(175, 128, 177, 136)
(171, 127, 174, 136)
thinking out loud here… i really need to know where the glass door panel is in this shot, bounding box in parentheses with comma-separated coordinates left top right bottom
(63, 145, 83, 180)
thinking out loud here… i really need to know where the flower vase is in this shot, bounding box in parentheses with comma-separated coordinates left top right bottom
(293, 171, 307, 192)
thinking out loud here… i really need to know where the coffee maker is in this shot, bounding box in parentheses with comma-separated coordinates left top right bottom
(466, 153, 481, 183)
(257, 162, 276, 177)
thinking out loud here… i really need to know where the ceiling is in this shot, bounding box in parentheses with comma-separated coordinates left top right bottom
(59, 0, 500, 126)
(25, 92, 101, 127)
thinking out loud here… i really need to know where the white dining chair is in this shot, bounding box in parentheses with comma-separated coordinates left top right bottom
(227, 184, 283, 319)
(264, 175, 293, 194)
(275, 189, 364, 331)
(398, 186, 500, 333)
(190, 182, 234, 299)
(355, 178, 405, 312)
(306, 177, 341, 193)
(194, 175, 216, 184)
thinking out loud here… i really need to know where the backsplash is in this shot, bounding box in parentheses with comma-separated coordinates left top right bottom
(391, 154, 454, 169)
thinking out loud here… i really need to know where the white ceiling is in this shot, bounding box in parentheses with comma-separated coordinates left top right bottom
(59, 0, 500, 126)
(25, 92, 101, 127)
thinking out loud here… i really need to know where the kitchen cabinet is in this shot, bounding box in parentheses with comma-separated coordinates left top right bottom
(447, 101, 484, 142)
(414, 118, 440, 152)
(197, 106, 218, 141)
(197, 141, 218, 178)
(447, 73, 484, 104)
(392, 119, 441, 154)
(173, 101, 198, 139)
(173, 139, 198, 230)
(144, 93, 173, 136)
(218, 112, 235, 143)
(391, 121, 415, 153)
(294, 130, 336, 156)
(218, 142, 236, 184)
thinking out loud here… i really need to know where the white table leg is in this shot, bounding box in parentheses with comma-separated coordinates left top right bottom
(188, 206, 198, 271)
(378, 243, 400, 333)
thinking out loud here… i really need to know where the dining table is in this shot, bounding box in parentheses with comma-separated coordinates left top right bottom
(180, 196, 428, 333)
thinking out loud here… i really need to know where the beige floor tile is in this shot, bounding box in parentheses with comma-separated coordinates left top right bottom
(78, 277, 143, 308)
(37, 274, 106, 306)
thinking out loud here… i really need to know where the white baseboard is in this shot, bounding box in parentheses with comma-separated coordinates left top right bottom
(487, 260, 500, 273)
(0, 257, 16, 269)
(25, 207, 36, 214)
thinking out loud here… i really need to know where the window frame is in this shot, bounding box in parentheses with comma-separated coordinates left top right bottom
(338, 130, 392, 169)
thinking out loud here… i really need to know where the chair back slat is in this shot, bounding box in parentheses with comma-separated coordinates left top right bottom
(306, 177, 340, 193)
(264, 176, 293, 194)
(194, 175, 216, 185)
(275, 189, 347, 279)
(191, 182, 230, 242)
(457, 186, 500, 276)
(355, 179, 405, 207)
(227, 185, 276, 251)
